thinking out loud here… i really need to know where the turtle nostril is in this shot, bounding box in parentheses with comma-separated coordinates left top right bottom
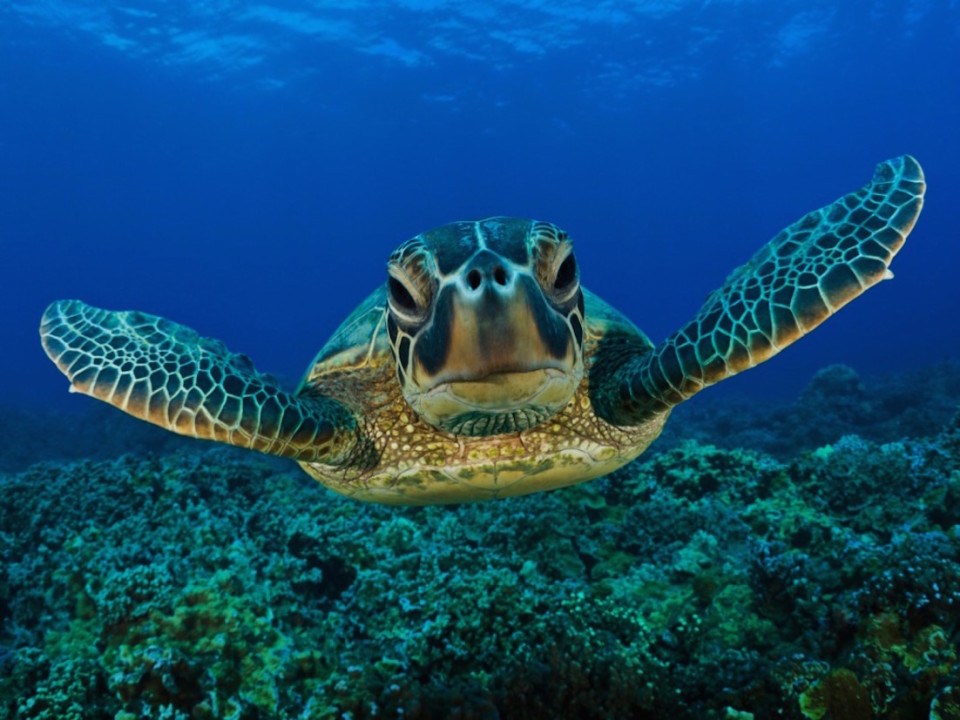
(466, 269, 482, 290)
(493, 265, 508, 286)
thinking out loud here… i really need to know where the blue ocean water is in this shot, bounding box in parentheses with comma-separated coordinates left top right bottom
(4, 4, 960, 718)
(1, 1, 958, 413)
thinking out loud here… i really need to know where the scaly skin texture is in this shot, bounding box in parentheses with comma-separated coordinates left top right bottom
(39, 301, 363, 465)
(591, 155, 925, 424)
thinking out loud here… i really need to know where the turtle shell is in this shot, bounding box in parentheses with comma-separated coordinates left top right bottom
(297, 286, 391, 391)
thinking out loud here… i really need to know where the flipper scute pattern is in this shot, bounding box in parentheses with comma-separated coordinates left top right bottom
(598, 155, 925, 424)
(40, 300, 359, 463)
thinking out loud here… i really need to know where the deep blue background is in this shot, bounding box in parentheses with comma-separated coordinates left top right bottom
(1, 2, 958, 412)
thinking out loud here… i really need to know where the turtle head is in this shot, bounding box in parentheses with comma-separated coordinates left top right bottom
(385, 217, 585, 437)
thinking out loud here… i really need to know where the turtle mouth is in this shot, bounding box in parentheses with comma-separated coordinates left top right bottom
(410, 367, 580, 436)
(440, 368, 566, 404)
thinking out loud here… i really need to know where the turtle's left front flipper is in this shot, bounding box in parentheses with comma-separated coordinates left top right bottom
(40, 300, 362, 464)
(591, 155, 926, 425)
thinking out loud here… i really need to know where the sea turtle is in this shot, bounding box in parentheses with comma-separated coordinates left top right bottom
(40, 155, 925, 505)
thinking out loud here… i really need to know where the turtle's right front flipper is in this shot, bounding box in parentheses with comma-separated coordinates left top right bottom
(40, 300, 361, 464)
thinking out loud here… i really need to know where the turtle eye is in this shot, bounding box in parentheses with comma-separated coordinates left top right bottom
(554, 253, 578, 292)
(388, 276, 419, 313)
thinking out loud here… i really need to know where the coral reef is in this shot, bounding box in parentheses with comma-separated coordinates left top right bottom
(1, 364, 959, 718)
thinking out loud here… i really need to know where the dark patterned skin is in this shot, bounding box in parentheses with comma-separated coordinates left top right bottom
(590, 155, 925, 424)
(40, 301, 363, 464)
(39, 156, 925, 504)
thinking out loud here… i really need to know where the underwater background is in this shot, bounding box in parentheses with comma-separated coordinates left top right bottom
(2, 1, 960, 718)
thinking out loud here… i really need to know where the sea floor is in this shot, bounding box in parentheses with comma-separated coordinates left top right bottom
(2, 363, 959, 719)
